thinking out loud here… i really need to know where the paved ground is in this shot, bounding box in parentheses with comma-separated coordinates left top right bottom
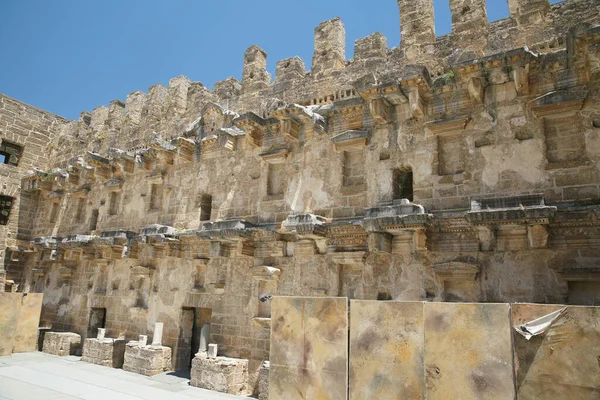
(0, 352, 248, 400)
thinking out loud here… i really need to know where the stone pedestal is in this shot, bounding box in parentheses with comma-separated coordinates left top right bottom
(258, 361, 270, 400)
(42, 332, 81, 356)
(190, 352, 249, 396)
(122, 342, 172, 376)
(81, 338, 126, 368)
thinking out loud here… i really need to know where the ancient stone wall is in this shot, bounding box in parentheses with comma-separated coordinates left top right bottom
(1, 0, 600, 395)
(0, 95, 67, 290)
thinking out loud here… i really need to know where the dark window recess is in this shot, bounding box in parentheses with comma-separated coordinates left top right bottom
(0, 141, 23, 167)
(89, 209, 99, 232)
(199, 194, 212, 222)
(0, 196, 14, 225)
(393, 168, 414, 201)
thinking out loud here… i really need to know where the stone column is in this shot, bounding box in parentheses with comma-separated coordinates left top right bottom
(397, 0, 436, 62)
(151, 322, 163, 347)
(198, 323, 211, 353)
(312, 18, 346, 75)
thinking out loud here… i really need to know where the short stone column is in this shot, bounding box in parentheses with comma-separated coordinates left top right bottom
(190, 352, 250, 396)
(81, 329, 126, 368)
(258, 361, 270, 400)
(42, 332, 81, 356)
(123, 338, 172, 376)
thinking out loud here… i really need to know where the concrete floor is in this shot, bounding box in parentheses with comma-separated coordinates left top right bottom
(0, 352, 248, 400)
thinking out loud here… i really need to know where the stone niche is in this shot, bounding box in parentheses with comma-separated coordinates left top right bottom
(190, 352, 250, 396)
(42, 332, 82, 356)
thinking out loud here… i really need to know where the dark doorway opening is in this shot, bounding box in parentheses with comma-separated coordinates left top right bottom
(87, 307, 106, 339)
(175, 307, 212, 371)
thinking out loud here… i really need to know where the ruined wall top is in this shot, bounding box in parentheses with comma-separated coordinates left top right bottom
(40, 0, 600, 168)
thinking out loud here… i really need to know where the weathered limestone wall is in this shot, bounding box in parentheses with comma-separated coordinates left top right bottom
(1, 0, 600, 395)
(0, 95, 67, 290)
(0, 292, 43, 356)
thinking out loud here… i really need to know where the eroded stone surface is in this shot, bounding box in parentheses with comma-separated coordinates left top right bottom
(81, 338, 126, 368)
(190, 352, 250, 396)
(122, 342, 172, 376)
(42, 332, 81, 357)
(270, 297, 348, 400)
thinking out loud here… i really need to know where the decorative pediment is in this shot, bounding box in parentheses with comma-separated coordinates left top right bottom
(531, 90, 589, 117)
(331, 130, 370, 151)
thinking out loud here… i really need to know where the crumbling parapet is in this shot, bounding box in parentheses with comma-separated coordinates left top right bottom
(312, 18, 346, 75)
(42, 332, 81, 356)
(242, 45, 271, 91)
(397, 0, 436, 62)
(258, 361, 270, 400)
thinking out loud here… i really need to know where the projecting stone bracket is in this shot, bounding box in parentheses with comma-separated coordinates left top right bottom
(530, 90, 589, 117)
(331, 130, 370, 151)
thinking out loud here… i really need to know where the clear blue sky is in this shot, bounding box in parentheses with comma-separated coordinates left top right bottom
(0, 0, 562, 120)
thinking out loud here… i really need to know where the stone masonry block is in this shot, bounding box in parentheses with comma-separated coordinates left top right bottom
(190, 353, 250, 396)
(81, 338, 126, 368)
(122, 342, 172, 376)
(42, 332, 81, 357)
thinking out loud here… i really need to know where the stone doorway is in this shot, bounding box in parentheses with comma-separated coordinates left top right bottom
(87, 307, 106, 339)
(175, 307, 212, 371)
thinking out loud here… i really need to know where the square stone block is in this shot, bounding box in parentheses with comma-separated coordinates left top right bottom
(349, 301, 424, 400)
(424, 302, 515, 400)
(123, 343, 172, 376)
(512, 304, 600, 399)
(270, 296, 348, 400)
(42, 332, 81, 356)
(190, 353, 249, 395)
(81, 338, 126, 368)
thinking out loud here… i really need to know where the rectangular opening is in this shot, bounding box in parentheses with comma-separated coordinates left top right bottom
(199, 194, 212, 222)
(0, 141, 23, 167)
(75, 198, 86, 222)
(267, 164, 285, 196)
(87, 307, 106, 339)
(89, 209, 99, 232)
(150, 183, 163, 210)
(109, 192, 119, 215)
(343, 150, 366, 187)
(0, 195, 14, 225)
(393, 168, 414, 201)
(176, 307, 212, 371)
(49, 202, 60, 223)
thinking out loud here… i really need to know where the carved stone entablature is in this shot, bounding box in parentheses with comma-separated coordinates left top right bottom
(130, 264, 154, 279)
(258, 147, 288, 164)
(61, 234, 94, 248)
(32, 236, 61, 249)
(251, 266, 281, 281)
(530, 90, 589, 117)
(280, 214, 327, 238)
(47, 190, 64, 200)
(85, 152, 112, 178)
(331, 130, 370, 151)
(107, 148, 136, 175)
(465, 204, 557, 226)
(233, 112, 271, 147)
(22, 170, 53, 193)
(104, 178, 124, 190)
(137, 224, 178, 244)
(174, 137, 196, 163)
(271, 104, 326, 140)
(329, 251, 367, 267)
(94, 230, 136, 247)
(363, 200, 432, 232)
(197, 218, 261, 243)
(433, 262, 480, 281)
(426, 117, 470, 136)
(399, 65, 432, 120)
(328, 223, 368, 253)
(555, 265, 600, 282)
(454, 47, 537, 96)
(354, 74, 394, 125)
